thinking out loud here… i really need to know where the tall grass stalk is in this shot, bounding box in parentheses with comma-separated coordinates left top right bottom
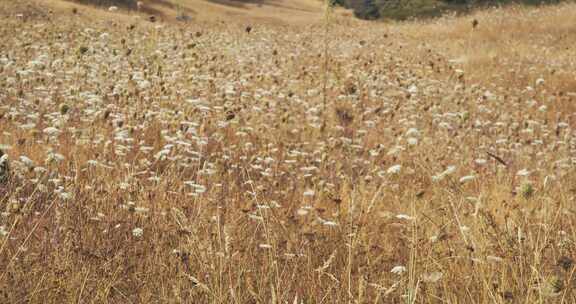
(322, 0, 334, 132)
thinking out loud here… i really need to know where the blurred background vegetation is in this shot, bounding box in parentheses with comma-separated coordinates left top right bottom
(72, 0, 139, 9)
(340, 0, 568, 20)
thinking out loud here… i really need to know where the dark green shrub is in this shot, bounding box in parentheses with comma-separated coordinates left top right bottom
(354, 0, 381, 20)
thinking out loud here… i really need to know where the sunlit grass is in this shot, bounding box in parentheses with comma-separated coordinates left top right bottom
(1, 0, 576, 302)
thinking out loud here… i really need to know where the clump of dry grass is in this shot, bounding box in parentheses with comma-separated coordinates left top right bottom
(1, 0, 576, 303)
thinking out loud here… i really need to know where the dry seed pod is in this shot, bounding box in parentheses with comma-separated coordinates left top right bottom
(0, 149, 9, 184)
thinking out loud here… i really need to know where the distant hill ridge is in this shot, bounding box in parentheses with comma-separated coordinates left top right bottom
(50, 0, 574, 22)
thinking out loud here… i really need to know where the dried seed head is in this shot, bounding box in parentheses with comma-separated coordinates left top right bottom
(0, 149, 9, 184)
(59, 103, 70, 115)
(78, 46, 89, 55)
(557, 256, 574, 271)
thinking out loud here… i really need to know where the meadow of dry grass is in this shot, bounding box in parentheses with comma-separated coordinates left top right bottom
(1, 0, 576, 303)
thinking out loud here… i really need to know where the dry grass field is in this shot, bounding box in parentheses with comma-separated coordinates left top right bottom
(1, 0, 576, 303)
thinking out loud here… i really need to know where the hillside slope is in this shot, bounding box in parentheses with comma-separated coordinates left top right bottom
(39, 0, 338, 24)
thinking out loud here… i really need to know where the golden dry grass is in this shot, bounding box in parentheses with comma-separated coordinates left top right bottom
(398, 3, 576, 92)
(1, 0, 576, 303)
(62, 0, 330, 25)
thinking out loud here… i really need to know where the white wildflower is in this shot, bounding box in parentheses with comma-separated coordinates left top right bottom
(421, 272, 443, 283)
(517, 168, 531, 177)
(132, 227, 144, 238)
(19, 156, 34, 167)
(538, 105, 547, 112)
(459, 175, 475, 183)
(390, 265, 407, 275)
(406, 128, 420, 137)
(43, 127, 60, 136)
(297, 208, 309, 216)
(407, 137, 418, 146)
(248, 214, 263, 221)
(0, 154, 8, 166)
(387, 164, 402, 174)
(432, 166, 456, 181)
(323, 221, 338, 227)
(475, 158, 487, 165)
(486, 255, 503, 263)
(135, 207, 149, 213)
(396, 214, 413, 220)
(303, 189, 315, 197)
(0, 226, 8, 237)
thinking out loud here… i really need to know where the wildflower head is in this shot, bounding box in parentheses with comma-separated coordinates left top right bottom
(132, 227, 144, 238)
